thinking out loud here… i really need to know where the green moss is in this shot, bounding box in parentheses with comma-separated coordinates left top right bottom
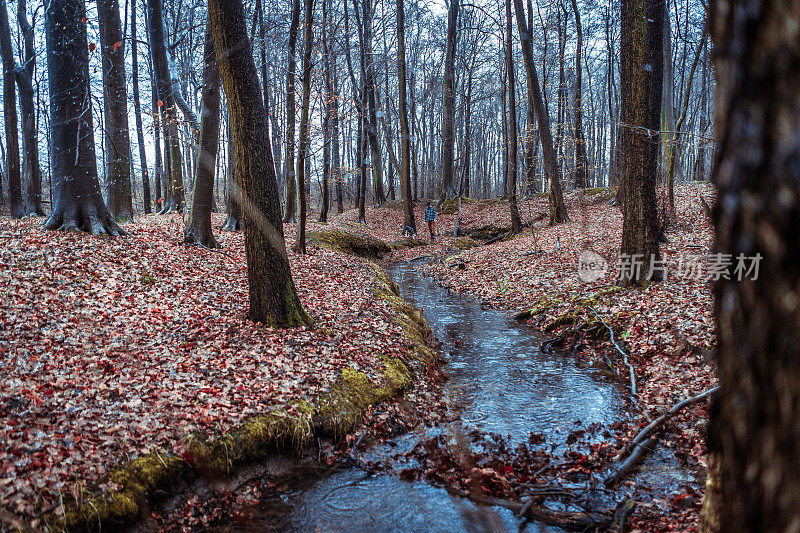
(439, 196, 475, 215)
(452, 237, 479, 250)
(308, 229, 391, 259)
(583, 187, 606, 197)
(389, 237, 430, 250)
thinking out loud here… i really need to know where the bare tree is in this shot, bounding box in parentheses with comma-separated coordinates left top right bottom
(0, 0, 22, 218)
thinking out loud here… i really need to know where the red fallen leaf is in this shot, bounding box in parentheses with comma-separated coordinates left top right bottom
(157, 100, 163, 107)
(81, 16, 87, 23)
(113, 41, 122, 51)
(89, 42, 96, 52)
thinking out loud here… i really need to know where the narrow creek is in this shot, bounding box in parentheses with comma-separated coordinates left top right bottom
(260, 262, 690, 532)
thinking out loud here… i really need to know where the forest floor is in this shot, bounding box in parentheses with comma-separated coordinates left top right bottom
(0, 213, 444, 530)
(341, 183, 717, 532)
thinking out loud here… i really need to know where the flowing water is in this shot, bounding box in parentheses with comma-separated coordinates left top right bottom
(264, 262, 688, 532)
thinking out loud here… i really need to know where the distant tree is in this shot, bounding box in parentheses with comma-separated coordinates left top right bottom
(209, 0, 311, 327)
(221, 121, 242, 231)
(319, 0, 331, 223)
(184, 23, 221, 249)
(505, 0, 521, 234)
(570, 0, 589, 189)
(439, 0, 459, 200)
(98, 0, 134, 221)
(43, 0, 125, 235)
(0, 0, 22, 219)
(708, 0, 800, 529)
(15, 0, 44, 216)
(396, 0, 416, 232)
(618, 0, 663, 285)
(294, 0, 314, 254)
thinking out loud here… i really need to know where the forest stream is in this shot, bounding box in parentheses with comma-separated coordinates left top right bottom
(250, 261, 694, 532)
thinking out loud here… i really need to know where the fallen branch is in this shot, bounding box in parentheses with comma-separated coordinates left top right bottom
(604, 386, 719, 486)
(615, 386, 719, 462)
(588, 306, 637, 396)
(483, 230, 511, 246)
(481, 495, 610, 531)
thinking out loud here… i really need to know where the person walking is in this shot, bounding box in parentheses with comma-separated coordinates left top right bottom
(424, 202, 437, 241)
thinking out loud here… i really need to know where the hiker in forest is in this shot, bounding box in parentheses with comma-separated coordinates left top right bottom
(425, 202, 437, 241)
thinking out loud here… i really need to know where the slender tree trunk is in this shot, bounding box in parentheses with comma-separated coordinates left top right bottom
(209, 0, 311, 327)
(221, 120, 243, 230)
(397, 0, 416, 231)
(44, 0, 125, 235)
(618, 0, 663, 285)
(506, 0, 522, 233)
(440, 0, 459, 199)
(332, 39, 342, 214)
(319, 0, 331, 223)
(513, 0, 568, 224)
(131, 0, 151, 214)
(293, 0, 314, 253)
(570, 0, 589, 189)
(148, 0, 184, 213)
(0, 0, 22, 218)
(709, 0, 800, 529)
(98, 0, 134, 221)
(282, 0, 300, 223)
(185, 23, 221, 248)
(14, 0, 44, 216)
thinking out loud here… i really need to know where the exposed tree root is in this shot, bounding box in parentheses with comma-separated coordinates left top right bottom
(44, 206, 128, 236)
(183, 228, 221, 249)
(221, 214, 242, 231)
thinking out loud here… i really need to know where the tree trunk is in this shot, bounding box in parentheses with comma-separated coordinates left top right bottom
(319, 0, 331, 223)
(148, 0, 184, 213)
(98, 0, 134, 221)
(184, 23, 221, 248)
(293, 0, 314, 253)
(131, 0, 151, 214)
(439, 0, 459, 199)
(618, 0, 663, 285)
(209, 0, 311, 327)
(513, 0, 568, 224)
(14, 0, 44, 216)
(43, 0, 125, 235)
(505, 0, 522, 234)
(397, 0, 416, 231)
(0, 0, 22, 218)
(282, 0, 300, 223)
(221, 120, 243, 231)
(709, 0, 800, 529)
(570, 0, 589, 189)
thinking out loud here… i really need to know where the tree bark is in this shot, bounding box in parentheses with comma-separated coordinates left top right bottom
(319, 0, 331, 223)
(131, 0, 151, 214)
(209, 0, 311, 327)
(505, 0, 522, 234)
(282, 0, 300, 223)
(513, 0, 568, 224)
(221, 120, 243, 231)
(439, 0, 459, 199)
(570, 0, 589, 189)
(618, 0, 663, 285)
(0, 0, 22, 219)
(98, 0, 134, 221)
(397, 0, 417, 231)
(14, 0, 44, 216)
(148, 0, 184, 214)
(184, 23, 221, 249)
(293, 0, 314, 254)
(43, 0, 126, 236)
(709, 0, 800, 529)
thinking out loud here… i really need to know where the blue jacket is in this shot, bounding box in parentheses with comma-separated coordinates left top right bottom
(424, 205, 436, 222)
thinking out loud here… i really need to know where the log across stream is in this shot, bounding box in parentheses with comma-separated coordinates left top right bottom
(254, 262, 694, 532)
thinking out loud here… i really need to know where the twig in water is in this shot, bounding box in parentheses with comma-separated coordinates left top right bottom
(588, 306, 637, 397)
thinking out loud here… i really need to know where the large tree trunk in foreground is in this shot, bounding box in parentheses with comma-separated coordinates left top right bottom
(439, 0, 459, 200)
(618, 0, 663, 285)
(148, 0, 184, 213)
(131, 0, 151, 214)
(0, 0, 23, 219)
(185, 23, 221, 249)
(293, 0, 314, 254)
(15, 0, 44, 216)
(708, 0, 800, 530)
(44, 0, 125, 235)
(396, 0, 416, 232)
(98, 0, 134, 221)
(209, 0, 311, 327)
(505, 0, 522, 234)
(282, 0, 300, 223)
(512, 0, 568, 225)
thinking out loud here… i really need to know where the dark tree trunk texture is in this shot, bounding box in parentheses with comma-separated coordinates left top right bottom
(505, 0, 522, 234)
(0, 0, 22, 219)
(15, 0, 44, 216)
(319, 0, 331, 223)
(397, 0, 416, 231)
(618, 0, 663, 285)
(43, 0, 125, 235)
(439, 0, 459, 199)
(570, 0, 589, 189)
(98, 0, 134, 221)
(131, 0, 151, 214)
(221, 121, 243, 231)
(282, 0, 300, 223)
(293, 0, 314, 254)
(184, 23, 221, 249)
(708, 0, 800, 530)
(209, 0, 311, 327)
